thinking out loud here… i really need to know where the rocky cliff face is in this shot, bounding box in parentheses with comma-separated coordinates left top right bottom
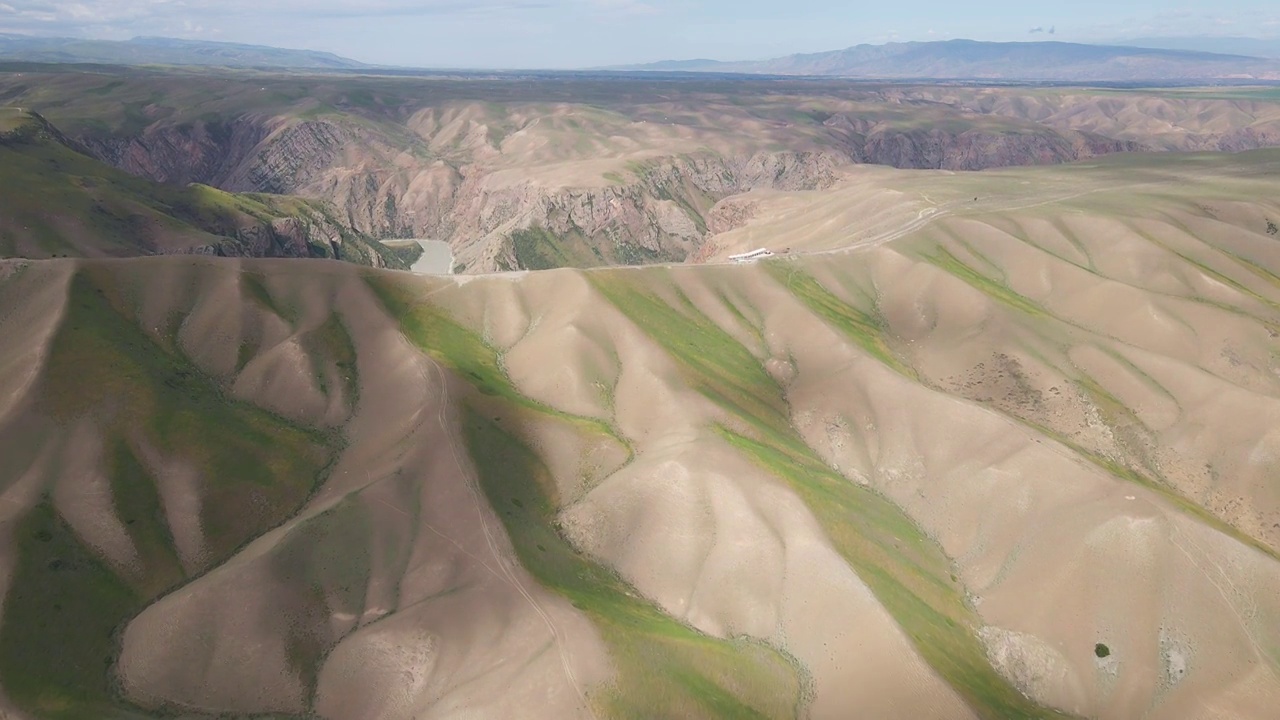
(76, 114, 850, 272)
(0, 110, 400, 267)
(207, 215, 388, 268)
(822, 113, 1146, 170)
(859, 129, 1143, 170)
(1216, 125, 1280, 153)
(63, 111, 1155, 272)
(47, 89, 1280, 272)
(441, 150, 846, 271)
(80, 117, 272, 187)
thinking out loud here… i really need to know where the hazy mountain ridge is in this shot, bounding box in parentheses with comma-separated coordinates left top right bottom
(620, 39, 1280, 80)
(1121, 36, 1280, 59)
(0, 34, 367, 69)
(0, 108, 405, 267)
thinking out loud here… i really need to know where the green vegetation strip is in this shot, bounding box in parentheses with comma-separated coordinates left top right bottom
(921, 246, 1049, 318)
(301, 312, 360, 411)
(510, 226, 598, 270)
(0, 269, 341, 718)
(0, 502, 137, 720)
(508, 225, 680, 271)
(370, 274, 801, 718)
(106, 440, 186, 599)
(271, 497, 374, 701)
(367, 276, 627, 458)
(1134, 218, 1280, 314)
(467, 412, 802, 719)
(762, 262, 916, 377)
(910, 239, 1280, 560)
(1027, 416, 1280, 563)
(45, 270, 335, 561)
(591, 270, 1073, 720)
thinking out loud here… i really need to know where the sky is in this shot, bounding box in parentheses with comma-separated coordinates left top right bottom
(1, 1, 1279, 68)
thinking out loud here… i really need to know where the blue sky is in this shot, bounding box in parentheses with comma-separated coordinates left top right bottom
(1, 1, 1278, 68)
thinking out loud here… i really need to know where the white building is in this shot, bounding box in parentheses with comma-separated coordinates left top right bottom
(728, 248, 774, 263)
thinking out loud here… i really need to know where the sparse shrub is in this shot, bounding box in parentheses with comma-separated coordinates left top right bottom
(1267, 218, 1278, 236)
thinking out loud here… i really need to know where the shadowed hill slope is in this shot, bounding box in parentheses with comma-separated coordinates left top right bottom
(0, 108, 407, 267)
(2, 149, 1280, 719)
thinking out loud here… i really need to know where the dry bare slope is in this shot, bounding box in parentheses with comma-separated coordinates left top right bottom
(2, 149, 1280, 719)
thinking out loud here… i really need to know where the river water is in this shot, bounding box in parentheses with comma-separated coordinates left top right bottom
(409, 239, 454, 275)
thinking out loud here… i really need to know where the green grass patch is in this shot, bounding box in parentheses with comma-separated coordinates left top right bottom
(301, 312, 359, 411)
(371, 273, 798, 717)
(511, 225, 576, 271)
(921, 246, 1049, 318)
(508, 224, 673, 271)
(464, 411, 803, 720)
(0, 501, 138, 720)
(509, 222, 684, 272)
(762, 263, 916, 377)
(41, 270, 337, 562)
(367, 275, 627, 455)
(718, 428, 1070, 720)
(591, 269, 1072, 719)
(370, 275, 533, 402)
(107, 439, 186, 598)
(0, 268, 348, 719)
(270, 497, 373, 700)
(712, 289, 767, 355)
(240, 272, 295, 324)
(591, 272, 804, 449)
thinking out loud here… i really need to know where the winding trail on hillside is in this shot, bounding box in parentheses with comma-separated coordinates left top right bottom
(423, 357, 590, 709)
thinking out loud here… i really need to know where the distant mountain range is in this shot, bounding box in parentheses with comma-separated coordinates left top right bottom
(1121, 36, 1280, 59)
(3, 34, 1279, 81)
(0, 35, 368, 70)
(615, 39, 1280, 81)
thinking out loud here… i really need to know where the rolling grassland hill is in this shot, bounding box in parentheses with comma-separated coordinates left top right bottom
(5, 66, 1280, 272)
(1, 147, 1280, 719)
